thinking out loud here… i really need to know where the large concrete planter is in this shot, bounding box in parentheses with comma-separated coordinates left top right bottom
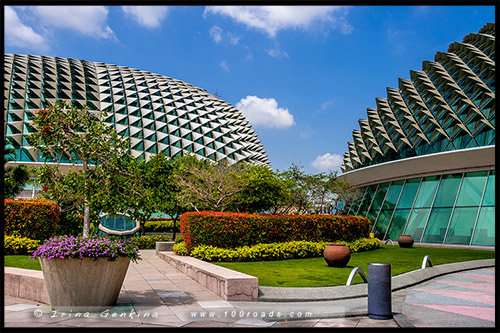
(39, 256, 130, 312)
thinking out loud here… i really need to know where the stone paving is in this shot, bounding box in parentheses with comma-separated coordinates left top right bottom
(3, 250, 495, 328)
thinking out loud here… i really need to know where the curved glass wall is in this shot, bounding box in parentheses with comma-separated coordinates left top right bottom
(347, 169, 495, 246)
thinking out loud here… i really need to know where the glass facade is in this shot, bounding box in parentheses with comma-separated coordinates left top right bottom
(347, 170, 495, 246)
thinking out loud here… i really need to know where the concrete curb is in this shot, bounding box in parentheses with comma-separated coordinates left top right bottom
(4, 267, 49, 304)
(157, 251, 259, 301)
(257, 259, 495, 302)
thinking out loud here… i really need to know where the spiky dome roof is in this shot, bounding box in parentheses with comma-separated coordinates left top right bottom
(341, 22, 495, 173)
(4, 54, 270, 166)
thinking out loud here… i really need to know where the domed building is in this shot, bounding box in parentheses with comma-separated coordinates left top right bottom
(339, 23, 495, 247)
(4, 54, 270, 169)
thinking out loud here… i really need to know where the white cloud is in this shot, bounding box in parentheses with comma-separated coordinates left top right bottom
(204, 6, 352, 37)
(4, 6, 48, 51)
(122, 6, 169, 29)
(236, 96, 295, 129)
(210, 25, 223, 43)
(311, 153, 344, 172)
(209, 25, 240, 45)
(268, 46, 289, 59)
(30, 6, 115, 39)
(219, 60, 230, 72)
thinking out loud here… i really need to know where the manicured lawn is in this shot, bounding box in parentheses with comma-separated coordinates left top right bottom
(4, 255, 42, 271)
(215, 245, 495, 287)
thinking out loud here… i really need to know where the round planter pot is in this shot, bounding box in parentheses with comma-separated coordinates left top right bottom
(323, 244, 351, 267)
(40, 256, 131, 312)
(398, 235, 414, 248)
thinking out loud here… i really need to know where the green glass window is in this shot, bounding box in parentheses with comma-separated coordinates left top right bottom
(481, 171, 495, 206)
(396, 178, 420, 209)
(455, 171, 488, 207)
(471, 207, 495, 246)
(413, 176, 440, 208)
(368, 182, 390, 213)
(445, 207, 479, 245)
(381, 180, 404, 210)
(421, 207, 453, 243)
(366, 182, 389, 223)
(433, 174, 462, 207)
(386, 209, 411, 241)
(357, 184, 378, 217)
(372, 209, 393, 239)
(404, 208, 430, 242)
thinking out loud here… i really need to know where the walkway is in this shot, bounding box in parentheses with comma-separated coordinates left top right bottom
(4, 250, 495, 328)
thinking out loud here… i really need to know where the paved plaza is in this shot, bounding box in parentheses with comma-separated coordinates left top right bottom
(4, 250, 495, 328)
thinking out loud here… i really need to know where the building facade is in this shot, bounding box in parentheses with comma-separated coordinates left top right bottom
(4, 54, 270, 170)
(339, 23, 495, 247)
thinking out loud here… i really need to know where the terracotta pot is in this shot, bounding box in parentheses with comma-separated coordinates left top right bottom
(323, 244, 351, 267)
(40, 256, 130, 312)
(398, 235, 414, 248)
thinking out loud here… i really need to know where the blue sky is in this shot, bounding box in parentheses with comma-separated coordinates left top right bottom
(4, 5, 495, 174)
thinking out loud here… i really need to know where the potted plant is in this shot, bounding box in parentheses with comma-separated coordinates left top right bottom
(31, 235, 140, 311)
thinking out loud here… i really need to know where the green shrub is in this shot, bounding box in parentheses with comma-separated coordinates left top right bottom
(55, 211, 83, 236)
(173, 241, 189, 256)
(129, 234, 170, 249)
(4, 235, 40, 255)
(183, 238, 380, 262)
(4, 199, 59, 241)
(174, 235, 184, 244)
(180, 211, 370, 251)
(144, 219, 180, 233)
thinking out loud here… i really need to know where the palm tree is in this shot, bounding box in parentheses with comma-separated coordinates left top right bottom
(4, 137, 30, 199)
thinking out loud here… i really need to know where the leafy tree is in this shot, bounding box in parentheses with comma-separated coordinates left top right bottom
(143, 153, 188, 239)
(230, 164, 288, 213)
(3, 137, 31, 199)
(172, 155, 242, 212)
(27, 101, 136, 237)
(272, 164, 358, 215)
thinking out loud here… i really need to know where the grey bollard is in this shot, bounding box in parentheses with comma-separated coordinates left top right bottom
(367, 263, 392, 320)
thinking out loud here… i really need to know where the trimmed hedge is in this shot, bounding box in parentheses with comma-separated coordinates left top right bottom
(174, 238, 381, 262)
(4, 235, 41, 255)
(144, 219, 180, 233)
(129, 234, 170, 249)
(180, 211, 370, 251)
(4, 199, 59, 241)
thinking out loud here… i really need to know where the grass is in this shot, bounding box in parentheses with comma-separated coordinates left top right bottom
(215, 245, 495, 287)
(4, 255, 42, 271)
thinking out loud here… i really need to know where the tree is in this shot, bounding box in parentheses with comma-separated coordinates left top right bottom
(271, 164, 358, 215)
(172, 155, 244, 212)
(3, 137, 31, 199)
(230, 164, 288, 213)
(143, 153, 188, 239)
(27, 101, 135, 237)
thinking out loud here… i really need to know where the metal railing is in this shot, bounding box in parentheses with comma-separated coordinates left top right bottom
(421, 255, 433, 269)
(346, 267, 368, 286)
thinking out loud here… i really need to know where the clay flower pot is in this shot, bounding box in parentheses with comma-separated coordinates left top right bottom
(398, 235, 414, 248)
(323, 244, 351, 267)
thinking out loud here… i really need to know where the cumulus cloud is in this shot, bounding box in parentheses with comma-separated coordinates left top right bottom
(236, 96, 295, 129)
(204, 6, 353, 37)
(5, 6, 48, 51)
(311, 153, 343, 172)
(29, 6, 115, 39)
(122, 6, 168, 29)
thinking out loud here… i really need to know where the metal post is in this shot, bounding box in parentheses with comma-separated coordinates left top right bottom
(368, 263, 392, 320)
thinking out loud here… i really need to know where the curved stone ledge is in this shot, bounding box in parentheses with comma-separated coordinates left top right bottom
(157, 251, 259, 301)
